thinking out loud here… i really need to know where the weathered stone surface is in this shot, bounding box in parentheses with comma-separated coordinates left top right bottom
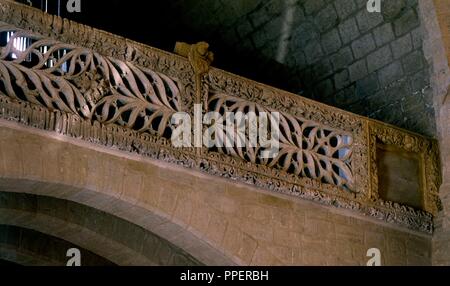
(322, 28, 342, 55)
(339, 18, 360, 44)
(356, 9, 384, 33)
(163, 0, 436, 137)
(373, 23, 396, 47)
(349, 59, 368, 82)
(421, 0, 450, 266)
(367, 45, 393, 73)
(378, 61, 404, 86)
(391, 33, 413, 59)
(352, 34, 377, 59)
(394, 8, 420, 37)
(0, 123, 434, 265)
(334, 0, 357, 20)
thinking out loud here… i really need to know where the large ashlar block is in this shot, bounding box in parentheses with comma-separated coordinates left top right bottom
(120, 166, 143, 204)
(20, 141, 43, 180)
(172, 192, 194, 227)
(222, 225, 258, 265)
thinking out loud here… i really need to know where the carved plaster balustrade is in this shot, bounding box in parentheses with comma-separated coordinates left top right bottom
(0, 0, 441, 233)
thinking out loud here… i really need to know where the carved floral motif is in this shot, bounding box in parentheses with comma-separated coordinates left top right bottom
(0, 24, 181, 138)
(207, 92, 354, 191)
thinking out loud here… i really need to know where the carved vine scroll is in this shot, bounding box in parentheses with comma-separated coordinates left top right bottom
(0, 24, 181, 138)
(207, 92, 354, 191)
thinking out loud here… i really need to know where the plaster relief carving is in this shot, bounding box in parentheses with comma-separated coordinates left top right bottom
(174, 41, 214, 109)
(207, 92, 354, 191)
(0, 25, 181, 138)
(174, 41, 214, 78)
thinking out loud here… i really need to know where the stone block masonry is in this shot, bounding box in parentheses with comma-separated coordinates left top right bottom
(420, 0, 450, 266)
(172, 0, 436, 137)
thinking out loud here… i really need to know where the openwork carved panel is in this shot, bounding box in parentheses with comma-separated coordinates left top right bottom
(0, 0, 441, 233)
(207, 92, 354, 191)
(0, 24, 181, 139)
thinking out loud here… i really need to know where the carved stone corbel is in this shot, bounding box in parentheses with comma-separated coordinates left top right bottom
(174, 41, 214, 106)
(174, 42, 214, 157)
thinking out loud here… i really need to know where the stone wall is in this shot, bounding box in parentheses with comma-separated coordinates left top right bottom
(170, 0, 435, 136)
(419, 0, 450, 266)
(0, 121, 432, 265)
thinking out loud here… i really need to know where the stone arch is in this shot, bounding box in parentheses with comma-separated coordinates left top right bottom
(0, 180, 234, 266)
(0, 224, 115, 266)
(0, 120, 236, 266)
(0, 177, 239, 266)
